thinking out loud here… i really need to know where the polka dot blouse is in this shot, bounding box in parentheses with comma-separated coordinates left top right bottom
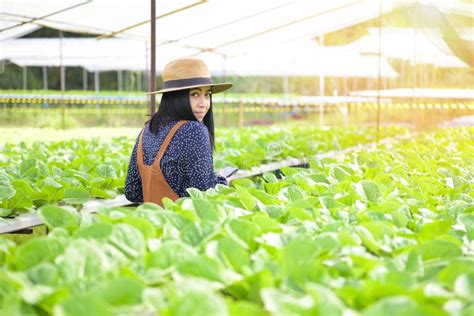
(125, 120, 228, 203)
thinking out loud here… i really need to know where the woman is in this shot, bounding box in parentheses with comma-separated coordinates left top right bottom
(125, 58, 232, 206)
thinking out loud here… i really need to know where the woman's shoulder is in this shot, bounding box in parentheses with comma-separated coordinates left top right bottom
(179, 121, 209, 136)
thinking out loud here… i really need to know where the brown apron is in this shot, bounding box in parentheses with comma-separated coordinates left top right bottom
(137, 120, 188, 206)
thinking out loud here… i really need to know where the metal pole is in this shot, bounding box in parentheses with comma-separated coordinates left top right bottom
(413, 5, 418, 93)
(94, 71, 99, 92)
(137, 72, 142, 92)
(83, 68, 88, 91)
(59, 31, 66, 129)
(145, 41, 150, 110)
(23, 67, 27, 90)
(319, 35, 325, 127)
(150, 0, 156, 116)
(125, 70, 129, 92)
(412, 3, 418, 121)
(222, 55, 228, 127)
(42, 66, 48, 90)
(376, 0, 382, 141)
(400, 60, 405, 87)
(94, 70, 100, 107)
(118, 70, 123, 93)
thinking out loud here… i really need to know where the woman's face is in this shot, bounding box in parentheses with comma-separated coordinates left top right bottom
(189, 86, 211, 122)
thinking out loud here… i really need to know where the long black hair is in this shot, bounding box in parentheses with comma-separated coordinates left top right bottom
(149, 88, 215, 150)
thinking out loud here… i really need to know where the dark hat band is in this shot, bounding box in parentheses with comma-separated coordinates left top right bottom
(162, 77, 213, 90)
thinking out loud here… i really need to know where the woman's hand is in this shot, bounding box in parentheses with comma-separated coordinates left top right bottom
(219, 167, 238, 178)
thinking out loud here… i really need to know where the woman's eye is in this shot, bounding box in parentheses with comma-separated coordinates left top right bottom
(190, 91, 211, 97)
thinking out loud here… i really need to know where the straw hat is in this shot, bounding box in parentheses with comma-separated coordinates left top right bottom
(149, 58, 233, 94)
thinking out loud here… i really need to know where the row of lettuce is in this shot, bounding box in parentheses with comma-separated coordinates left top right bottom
(0, 125, 404, 218)
(0, 127, 473, 315)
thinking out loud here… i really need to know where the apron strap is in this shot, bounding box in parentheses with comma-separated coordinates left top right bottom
(152, 120, 188, 167)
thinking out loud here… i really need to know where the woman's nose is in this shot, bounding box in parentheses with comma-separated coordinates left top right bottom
(198, 95, 209, 106)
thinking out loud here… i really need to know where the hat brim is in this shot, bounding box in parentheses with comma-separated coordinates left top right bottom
(146, 82, 233, 95)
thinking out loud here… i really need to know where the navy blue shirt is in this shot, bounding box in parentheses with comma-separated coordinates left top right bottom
(125, 120, 227, 202)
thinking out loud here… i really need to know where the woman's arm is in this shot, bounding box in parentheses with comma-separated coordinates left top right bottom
(124, 135, 144, 203)
(180, 122, 226, 194)
(216, 174, 228, 185)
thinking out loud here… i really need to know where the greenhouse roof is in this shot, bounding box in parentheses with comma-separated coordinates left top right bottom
(0, 0, 202, 40)
(1, 0, 471, 75)
(2, 0, 471, 43)
(1, 0, 400, 56)
(347, 27, 471, 68)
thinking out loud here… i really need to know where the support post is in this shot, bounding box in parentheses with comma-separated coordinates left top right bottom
(376, 0, 382, 141)
(137, 72, 142, 92)
(319, 35, 325, 126)
(412, 3, 418, 127)
(42, 66, 48, 90)
(118, 70, 123, 93)
(23, 67, 27, 90)
(59, 31, 66, 130)
(149, 0, 157, 116)
(83, 68, 88, 91)
(125, 71, 129, 92)
(94, 70, 100, 107)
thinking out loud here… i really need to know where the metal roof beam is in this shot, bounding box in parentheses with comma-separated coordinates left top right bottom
(0, 1, 92, 33)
